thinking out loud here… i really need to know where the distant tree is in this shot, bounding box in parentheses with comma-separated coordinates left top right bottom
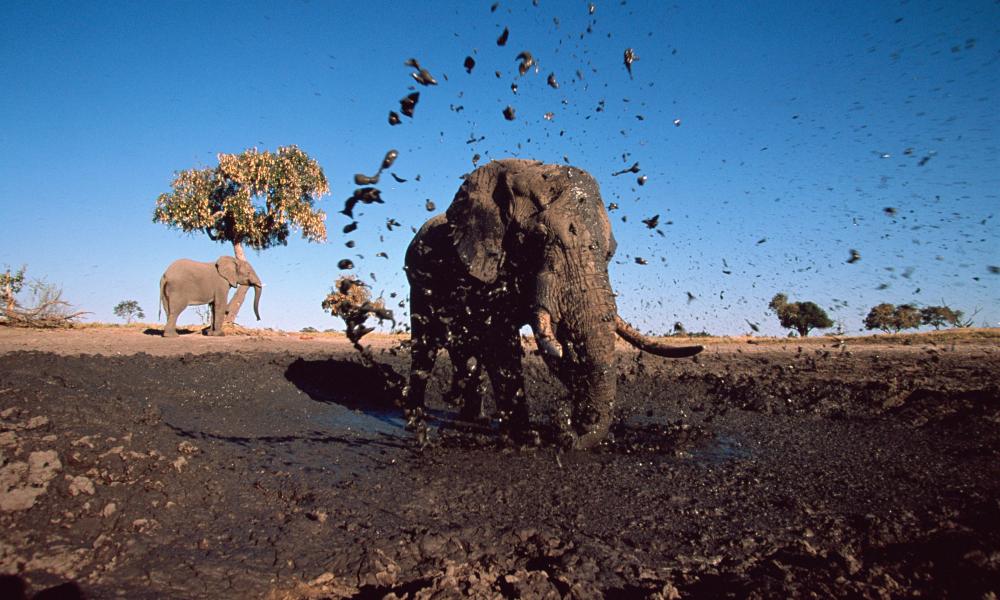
(769, 293, 833, 337)
(864, 303, 922, 333)
(153, 146, 329, 324)
(113, 300, 145, 324)
(864, 303, 896, 333)
(300, 326, 318, 333)
(1, 266, 26, 316)
(194, 306, 212, 326)
(920, 305, 964, 330)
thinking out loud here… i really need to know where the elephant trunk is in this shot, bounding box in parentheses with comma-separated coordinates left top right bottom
(252, 284, 261, 321)
(572, 367, 617, 449)
(615, 315, 703, 358)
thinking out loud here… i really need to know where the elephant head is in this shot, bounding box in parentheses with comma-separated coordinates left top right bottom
(446, 159, 701, 447)
(215, 256, 263, 320)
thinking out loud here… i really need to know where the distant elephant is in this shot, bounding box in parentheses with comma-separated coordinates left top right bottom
(405, 159, 702, 449)
(159, 256, 262, 337)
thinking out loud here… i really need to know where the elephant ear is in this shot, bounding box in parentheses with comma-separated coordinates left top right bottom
(216, 256, 239, 287)
(446, 162, 514, 283)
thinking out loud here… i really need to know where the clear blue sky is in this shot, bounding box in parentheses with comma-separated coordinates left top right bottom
(2, 0, 997, 336)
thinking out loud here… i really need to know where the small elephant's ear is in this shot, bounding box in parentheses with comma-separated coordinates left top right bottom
(216, 256, 239, 287)
(446, 163, 513, 283)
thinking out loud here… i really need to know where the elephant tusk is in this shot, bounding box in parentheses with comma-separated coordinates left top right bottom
(615, 315, 703, 358)
(532, 309, 564, 359)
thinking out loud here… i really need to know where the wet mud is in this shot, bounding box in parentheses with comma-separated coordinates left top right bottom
(1, 337, 999, 598)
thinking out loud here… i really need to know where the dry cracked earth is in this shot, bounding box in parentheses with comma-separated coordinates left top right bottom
(1, 327, 999, 599)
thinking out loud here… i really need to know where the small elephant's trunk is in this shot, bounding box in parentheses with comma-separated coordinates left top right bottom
(615, 315, 703, 358)
(252, 284, 262, 321)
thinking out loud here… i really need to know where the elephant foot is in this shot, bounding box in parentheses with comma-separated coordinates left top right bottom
(573, 420, 613, 450)
(458, 403, 486, 424)
(496, 407, 537, 447)
(205, 329, 225, 337)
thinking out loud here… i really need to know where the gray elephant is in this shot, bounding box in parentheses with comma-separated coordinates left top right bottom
(159, 256, 262, 337)
(405, 159, 702, 449)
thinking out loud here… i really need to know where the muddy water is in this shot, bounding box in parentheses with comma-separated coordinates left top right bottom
(1, 343, 999, 598)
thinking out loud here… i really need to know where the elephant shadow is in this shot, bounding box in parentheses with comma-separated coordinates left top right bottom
(284, 357, 405, 413)
(143, 327, 204, 336)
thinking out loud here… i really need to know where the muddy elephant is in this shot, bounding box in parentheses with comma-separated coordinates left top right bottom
(405, 159, 702, 448)
(159, 256, 262, 337)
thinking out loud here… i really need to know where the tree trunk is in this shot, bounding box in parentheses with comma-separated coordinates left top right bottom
(224, 242, 249, 324)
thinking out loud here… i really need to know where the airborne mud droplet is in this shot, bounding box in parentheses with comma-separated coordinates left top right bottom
(503, 105, 516, 120)
(382, 149, 399, 170)
(425, 198, 436, 211)
(400, 92, 420, 118)
(624, 48, 637, 78)
(497, 27, 509, 47)
(847, 249, 861, 264)
(612, 162, 640, 176)
(337, 259, 354, 270)
(637, 175, 648, 186)
(354, 173, 379, 185)
(642, 215, 659, 229)
(547, 72, 559, 88)
(388, 111, 401, 126)
(516, 51, 535, 76)
(635, 257, 648, 265)
(464, 56, 475, 74)
(341, 187, 384, 218)
(411, 68, 438, 86)
(390, 173, 407, 183)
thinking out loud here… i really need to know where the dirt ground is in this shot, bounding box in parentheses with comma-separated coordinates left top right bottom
(1, 326, 998, 599)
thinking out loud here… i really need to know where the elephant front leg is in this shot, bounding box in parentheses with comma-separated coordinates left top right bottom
(405, 336, 437, 433)
(486, 332, 533, 443)
(207, 299, 226, 336)
(448, 349, 487, 423)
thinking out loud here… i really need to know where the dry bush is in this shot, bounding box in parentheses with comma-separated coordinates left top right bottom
(1, 268, 89, 328)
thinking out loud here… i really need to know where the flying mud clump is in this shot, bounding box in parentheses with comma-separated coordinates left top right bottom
(624, 48, 637, 78)
(323, 276, 395, 366)
(405, 58, 438, 86)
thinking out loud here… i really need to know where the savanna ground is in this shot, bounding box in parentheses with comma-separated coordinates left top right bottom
(1, 325, 998, 599)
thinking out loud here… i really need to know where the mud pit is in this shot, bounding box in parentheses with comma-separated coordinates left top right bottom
(1, 328, 998, 598)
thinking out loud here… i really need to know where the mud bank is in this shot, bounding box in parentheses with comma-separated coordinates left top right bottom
(1, 332, 998, 598)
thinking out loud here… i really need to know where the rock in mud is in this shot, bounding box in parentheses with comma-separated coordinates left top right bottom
(0, 450, 61, 512)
